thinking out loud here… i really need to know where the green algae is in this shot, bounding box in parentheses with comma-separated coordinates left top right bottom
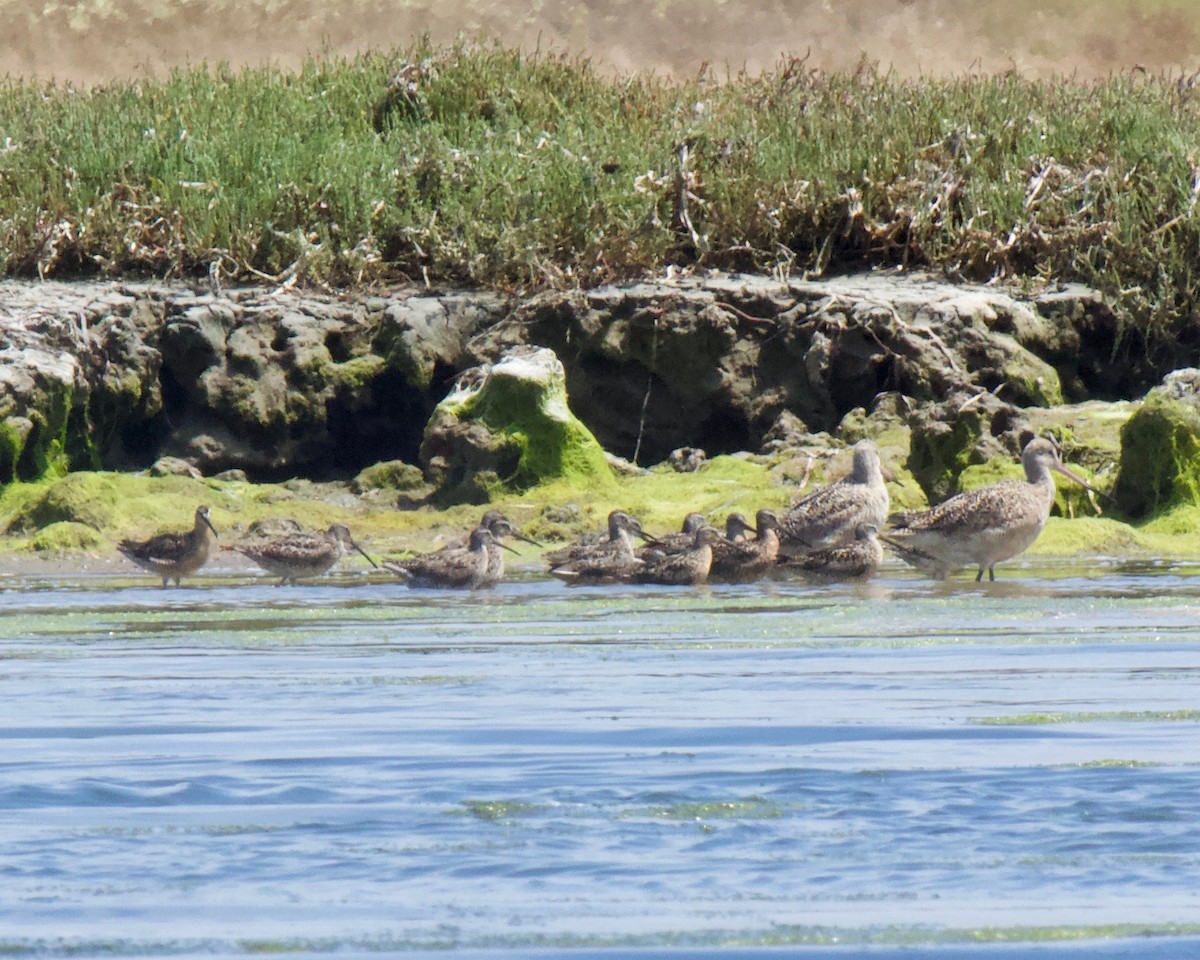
(906, 407, 990, 504)
(0, 427, 1196, 562)
(459, 372, 613, 491)
(430, 350, 615, 500)
(980, 710, 1200, 725)
(1027, 516, 1155, 558)
(626, 797, 786, 821)
(0, 377, 75, 484)
(350, 459, 425, 493)
(28, 521, 103, 552)
(1114, 386, 1200, 518)
(459, 800, 549, 821)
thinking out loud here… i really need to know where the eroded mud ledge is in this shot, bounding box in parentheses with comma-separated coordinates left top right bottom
(0, 271, 1144, 476)
(2, 270, 1198, 559)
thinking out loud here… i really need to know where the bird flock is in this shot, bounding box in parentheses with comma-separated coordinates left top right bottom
(116, 437, 1098, 589)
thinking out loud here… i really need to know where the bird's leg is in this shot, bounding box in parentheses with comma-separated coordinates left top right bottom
(975, 567, 984, 582)
(988, 566, 996, 582)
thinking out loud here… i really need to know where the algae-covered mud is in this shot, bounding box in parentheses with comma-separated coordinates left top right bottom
(4, 569, 1200, 957)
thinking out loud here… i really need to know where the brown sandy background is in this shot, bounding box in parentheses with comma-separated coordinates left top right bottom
(3, 0, 1200, 85)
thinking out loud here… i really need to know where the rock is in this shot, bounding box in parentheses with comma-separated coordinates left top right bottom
(604, 452, 648, 477)
(469, 271, 1075, 464)
(668, 447, 707, 472)
(212, 468, 249, 483)
(420, 346, 614, 503)
(758, 410, 812, 455)
(0, 345, 80, 482)
(246, 517, 305, 537)
(152, 288, 509, 478)
(150, 456, 203, 479)
(351, 460, 426, 494)
(905, 390, 1029, 503)
(0, 272, 1167, 490)
(1114, 369, 1200, 518)
(1023, 400, 1136, 474)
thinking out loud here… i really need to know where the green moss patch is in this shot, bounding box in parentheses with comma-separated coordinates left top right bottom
(1114, 385, 1200, 518)
(28, 521, 104, 552)
(1027, 516, 1152, 557)
(351, 460, 425, 493)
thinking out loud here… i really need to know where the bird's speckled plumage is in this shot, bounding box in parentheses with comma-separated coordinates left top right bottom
(780, 523, 883, 581)
(636, 512, 708, 559)
(549, 549, 644, 583)
(709, 510, 782, 581)
(544, 510, 649, 567)
(633, 526, 724, 585)
(386, 526, 515, 589)
(778, 440, 890, 557)
(233, 524, 377, 584)
(480, 516, 539, 583)
(118, 505, 219, 587)
(885, 437, 1093, 581)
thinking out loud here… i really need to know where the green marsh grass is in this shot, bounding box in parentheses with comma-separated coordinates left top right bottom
(3, 40, 1200, 351)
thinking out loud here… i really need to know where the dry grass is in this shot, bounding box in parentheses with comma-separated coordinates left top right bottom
(4, 0, 1200, 83)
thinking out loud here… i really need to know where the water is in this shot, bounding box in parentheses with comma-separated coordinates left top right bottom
(3, 562, 1200, 958)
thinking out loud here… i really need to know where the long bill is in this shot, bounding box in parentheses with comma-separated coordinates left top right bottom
(1052, 460, 1114, 505)
(351, 540, 380, 568)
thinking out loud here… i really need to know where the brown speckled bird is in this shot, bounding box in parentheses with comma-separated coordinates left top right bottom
(232, 524, 377, 584)
(780, 523, 884, 581)
(633, 526, 724, 586)
(709, 509, 782, 582)
(386, 526, 517, 589)
(778, 440, 890, 558)
(118, 505, 219, 587)
(884, 437, 1096, 581)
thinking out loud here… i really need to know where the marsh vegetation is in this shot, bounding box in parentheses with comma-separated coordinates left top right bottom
(2, 40, 1200, 361)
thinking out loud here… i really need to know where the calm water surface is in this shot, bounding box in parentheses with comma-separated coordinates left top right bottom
(2, 560, 1200, 958)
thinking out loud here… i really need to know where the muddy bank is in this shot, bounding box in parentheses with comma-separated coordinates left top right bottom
(3, 269, 1200, 560)
(0, 271, 1145, 481)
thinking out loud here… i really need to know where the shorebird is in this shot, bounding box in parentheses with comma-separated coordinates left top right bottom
(479, 516, 539, 583)
(231, 524, 378, 584)
(543, 510, 652, 567)
(385, 526, 517, 589)
(118, 505, 219, 587)
(549, 547, 644, 584)
(883, 437, 1097, 581)
(709, 509, 782, 581)
(633, 526, 724, 585)
(636, 512, 708, 558)
(778, 439, 890, 557)
(724, 513, 756, 542)
(779, 523, 884, 581)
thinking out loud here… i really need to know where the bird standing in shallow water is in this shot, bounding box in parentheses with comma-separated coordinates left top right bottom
(118, 505, 219, 587)
(479, 516, 539, 584)
(884, 437, 1099, 582)
(385, 526, 518, 589)
(779, 523, 884, 581)
(778, 440, 890, 557)
(633, 526, 725, 585)
(709, 509, 782, 582)
(232, 524, 377, 584)
(543, 510, 651, 568)
(635, 512, 708, 559)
